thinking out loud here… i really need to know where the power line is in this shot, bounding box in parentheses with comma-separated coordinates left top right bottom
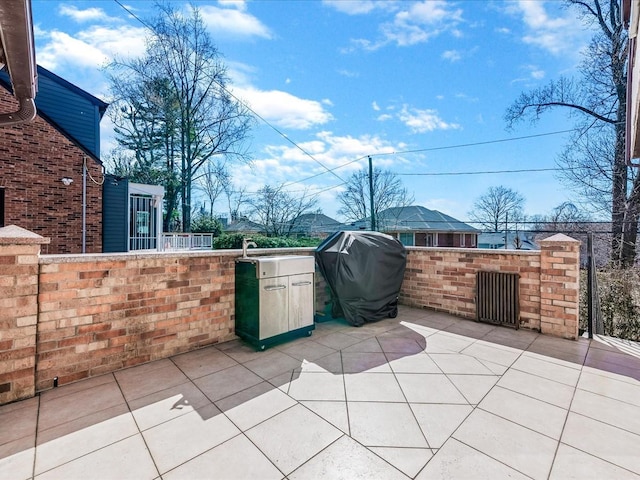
(398, 168, 560, 176)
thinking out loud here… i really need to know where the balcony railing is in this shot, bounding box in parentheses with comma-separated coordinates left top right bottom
(161, 233, 214, 251)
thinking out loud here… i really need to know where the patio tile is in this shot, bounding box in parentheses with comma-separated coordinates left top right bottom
(577, 370, 640, 406)
(570, 388, 640, 435)
(314, 331, 363, 350)
(344, 372, 405, 402)
(370, 446, 433, 478)
(348, 401, 428, 448)
(549, 443, 640, 480)
(561, 412, 640, 473)
(423, 332, 474, 353)
(481, 328, 538, 350)
(300, 400, 350, 433)
(193, 364, 263, 402)
(386, 351, 441, 373)
(162, 434, 283, 480)
(287, 372, 345, 401)
(497, 368, 576, 409)
(341, 337, 383, 353)
(0, 445, 34, 480)
(408, 314, 458, 331)
(341, 352, 391, 373)
(511, 354, 581, 386)
(443, 320, 497, 339)
(477, 359, 510, 375)
(0, 396, 38, 447)
(294, 352, 343, 374)
(395, 374, 468, 404)
(128, 381, 214, 431)
(478, 386, 567, 439)
(142, 403, 240, 474)
(36, 373, 114, 401)
(114, 359, 189, 402)
(245, 404, 342, 475)
(416, 438, 530, 480)
(35, 434, 157, 480)
(38, 380, 125, 431)
(582, 364, 640, 385)
(290, 435, 409, 480)
(242, 350, 303, 379)
(447, 374, 499, 404)
(215, 381, 296, 431)
(410, 403, 472, 448)
(378, 336, 426, 354)
(171, 346, 238, 379)
(35, 411, 138, 475)
(277, 339, 336, 361)
(429, 353, 494, 374)
(461, 341, 522, 367)
(453, 409, 557, 479)
(218, 341, 269, 363)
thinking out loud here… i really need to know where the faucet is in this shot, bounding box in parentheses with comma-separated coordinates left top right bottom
(242, 238, 257, 258)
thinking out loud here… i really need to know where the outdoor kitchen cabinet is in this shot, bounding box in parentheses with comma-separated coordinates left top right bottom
(235, 255, 315, 350)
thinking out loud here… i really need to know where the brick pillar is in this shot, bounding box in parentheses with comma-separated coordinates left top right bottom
(0, 225, 49, 404)
(539, 233, 581, 340)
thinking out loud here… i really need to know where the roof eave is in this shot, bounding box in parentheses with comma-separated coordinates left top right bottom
(0, 0, 37, 126)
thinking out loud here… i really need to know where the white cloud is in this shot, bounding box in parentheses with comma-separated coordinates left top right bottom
(344, 0, 464, 50)
(37, 25, 148, 70)
(377, 113, 393, 121)
(58, 4, 112, 22)
(372, 101, 380, 111)
(513, 0, 589, 56)
(398, 105, 460, 133)
(235, 87, 333, 130)
(199, 4, 271, 39)
(442, 50, 461, 62)
(322, 0, 385, 15)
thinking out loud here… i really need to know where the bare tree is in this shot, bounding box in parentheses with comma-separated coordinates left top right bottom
(337, 168, 414, 224)
(108, 3, 253, 232)
(248, 185, 318, 237)
(469, 186, 525, 232)
(194, 159, 229, 217)
(504, 0, 637, 266)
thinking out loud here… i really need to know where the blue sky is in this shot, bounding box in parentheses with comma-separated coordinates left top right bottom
(31, 0, 596, 223)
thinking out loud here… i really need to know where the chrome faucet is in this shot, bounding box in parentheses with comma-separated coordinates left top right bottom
(242, 238, 257, 258)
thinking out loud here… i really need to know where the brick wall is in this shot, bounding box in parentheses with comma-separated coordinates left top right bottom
(0, 88, 103, 254)
(0, 226, 49, 405)
(36, 251, 237, 392)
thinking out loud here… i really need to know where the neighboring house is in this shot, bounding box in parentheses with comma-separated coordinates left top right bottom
(0, 65, 108, 254)
(624, 0, 640, 162)
(353, 205, 480, 247)
(478, 232, 538, 250)
(289, 212, 344, 238)
(225, 218, 265, 236)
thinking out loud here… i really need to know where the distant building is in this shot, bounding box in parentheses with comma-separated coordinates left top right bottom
(225, 218, 265, 235)
(353, 205, 480, 247)
(289, 212, 344, 238)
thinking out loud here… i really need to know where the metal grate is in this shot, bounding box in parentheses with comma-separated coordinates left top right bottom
(476, 271, 520, 329)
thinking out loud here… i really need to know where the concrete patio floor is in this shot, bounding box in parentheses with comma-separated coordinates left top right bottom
(2, 306, 640, 480)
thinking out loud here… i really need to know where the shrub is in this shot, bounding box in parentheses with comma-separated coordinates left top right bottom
(190, 215, 223, 236)
(213, 234, 321, 250)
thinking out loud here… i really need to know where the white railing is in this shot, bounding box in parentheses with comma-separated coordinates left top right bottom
(161, 233, 214, 251)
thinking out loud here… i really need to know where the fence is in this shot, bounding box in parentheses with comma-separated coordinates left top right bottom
(161, 233, 214, 251)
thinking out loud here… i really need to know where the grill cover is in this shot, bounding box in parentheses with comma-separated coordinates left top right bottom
(315, 231, 407, 326)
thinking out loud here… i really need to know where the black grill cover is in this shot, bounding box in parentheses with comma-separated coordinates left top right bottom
(315, 231, 407, 326)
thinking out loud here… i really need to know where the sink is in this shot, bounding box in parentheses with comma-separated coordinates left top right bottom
(236, 255, 315, 279)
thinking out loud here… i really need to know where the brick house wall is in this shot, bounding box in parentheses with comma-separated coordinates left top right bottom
(0, 87, 103, 254)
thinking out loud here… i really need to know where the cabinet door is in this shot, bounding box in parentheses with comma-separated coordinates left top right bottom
(289, 273, 314, 330)
(259, 278, 289, 339)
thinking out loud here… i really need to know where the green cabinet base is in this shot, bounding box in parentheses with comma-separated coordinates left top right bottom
(236, 324, 315, 351)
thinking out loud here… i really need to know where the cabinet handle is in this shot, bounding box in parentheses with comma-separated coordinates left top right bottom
(292, 281, 312, 287)
(264, 285, 286, 291)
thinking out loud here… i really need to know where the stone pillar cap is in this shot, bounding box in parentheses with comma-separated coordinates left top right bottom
(0, 225, 51, 245)
(538, 233, 580, 244)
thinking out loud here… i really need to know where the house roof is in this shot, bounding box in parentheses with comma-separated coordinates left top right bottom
(0, 64, 109, 160)
(354, 206, 480, 233)
(290, 213, 344, 235)
(225, 218, 265, 234)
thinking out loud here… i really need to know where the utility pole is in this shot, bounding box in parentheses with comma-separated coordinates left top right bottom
(368, 156, 376, 231)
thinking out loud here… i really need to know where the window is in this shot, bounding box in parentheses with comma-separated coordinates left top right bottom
(0, 188, 4, 228)
(399, 232, 414, 246)
(460, 234, 466, 246)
